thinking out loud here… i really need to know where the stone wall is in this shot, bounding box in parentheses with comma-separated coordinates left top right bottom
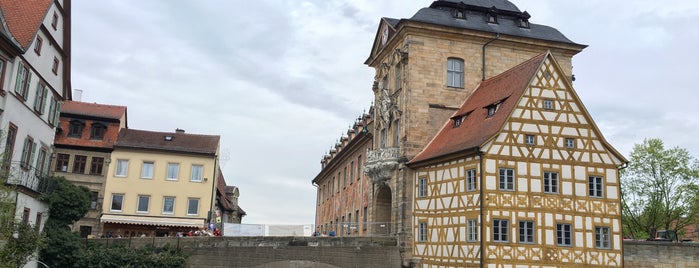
(624, 241, 699, 268)
(90, 236, 401, 268)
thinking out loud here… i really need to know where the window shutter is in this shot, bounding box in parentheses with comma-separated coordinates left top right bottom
(52, 100, 62, 125)
(21, 138, 29, 166)
(15, 65, 24, 94)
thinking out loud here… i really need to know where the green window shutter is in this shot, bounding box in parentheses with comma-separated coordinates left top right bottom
(14, 65, 24, 94)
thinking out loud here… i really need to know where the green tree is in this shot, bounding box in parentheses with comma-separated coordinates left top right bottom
(39, 176, 90, 267)
(621, 138, 699, 239)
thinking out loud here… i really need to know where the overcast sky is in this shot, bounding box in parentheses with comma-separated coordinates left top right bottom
(71, 1, 699, 224)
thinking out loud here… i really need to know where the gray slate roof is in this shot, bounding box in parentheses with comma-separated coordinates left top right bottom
(392, 0, 582, 46)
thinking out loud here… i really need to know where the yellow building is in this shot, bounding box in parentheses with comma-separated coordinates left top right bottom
(409, 52, 626, 267)
(101, 128, 220, 237)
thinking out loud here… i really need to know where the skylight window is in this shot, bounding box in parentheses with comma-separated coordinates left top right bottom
(164, 135, 173, 141)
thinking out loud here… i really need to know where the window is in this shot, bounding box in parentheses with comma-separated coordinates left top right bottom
(166, 163, 179, 180)
(190, 164, 203, 182)
(141, 161, 154, 179)
(525, 134, 535, 145)
(22, 208, 30, 224)
(4, 123, 17, 162)
(543, 172, 558, 193)
(466, 169, 477, 191)
(34, 36, 43, 55)
(556, 223, 572, 246)
(349, 161, 354, 185)
(565, 138, 575, 149)
(394, 64, 402, 89)
(595, 227, 611, 249)
(90, 123, 107, 139)
(20, 136, 35, 169)
(487, 13, 498, 23)
(543, 99, 554, 110)
(47, 97, 61, 125)
(363, 207, 368, 230)
(110, 194, 124, 211)
(447, 58, 464, 88)
(162, 196, 175, 214)
(36, 147, 48, 175)
(589, 176, 604, 197)
(519, 18, 530, 28)
(90, 191, 98, 209)
(34, 213, 42, 231)
(73, 155, 87, 174)
(137, 195, 150, 213)
(417, 177, 427, 197)
(380, 128, 386, 148)
(519, 221, 535, 243)
(493, 219, 509, 242)
(498, 168, 514, 191)
(90, 157, 104, 175)
(453, 116, 463, 127)
(51, 12, 58, 29)
(14, 63, 31, 99)
(343, 167, 347, 188)
(55, 153, 69, 172)
(187, 198, 199, 215)
(486, 104, 500, 117)
(52, 57, 59, 75)
(466, 219, 478, 241)
(115, 159, 128, 177)
(418, 222, 428, 242)
(393, 119, 400, 146)
(357, 155, 362, 180)
(33, 82, 47, 113)
(68, 120, 84, 137)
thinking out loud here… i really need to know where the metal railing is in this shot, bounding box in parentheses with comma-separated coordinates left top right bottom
(1, 161, 55, 194)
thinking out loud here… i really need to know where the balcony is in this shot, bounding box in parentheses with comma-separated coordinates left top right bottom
(364, 147, 401, 184)
(1, 161, 55, 194)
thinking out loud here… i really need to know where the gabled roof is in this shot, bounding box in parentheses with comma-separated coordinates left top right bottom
(115, 129, 219, 155)
(216, 170, 245, 215)
(61, 100, 127, 121)
(409, 51, 547, 164)
(0, 0, 52, 49)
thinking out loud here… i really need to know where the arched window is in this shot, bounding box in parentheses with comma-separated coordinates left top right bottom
(68, 120, 85, 137)
(90, 123, 107, 140)
(447, 58, 464, 88)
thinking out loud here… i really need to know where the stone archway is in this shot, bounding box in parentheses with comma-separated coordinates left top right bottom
(373, 184, 392, 236)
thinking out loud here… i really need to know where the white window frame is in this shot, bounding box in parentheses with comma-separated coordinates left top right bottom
(499, 168, 514, 191)
(556, 223, 572, 246)
(162, 196, 175, 214)
(418, 222, 428, 242)
(466, 219, 478, 242)
(543, 99, 554, 110)
(446, 58, 464, 88)
(187, 198, 200, 215)
(466, 169, 477, 191)
(493, 219, 509, 242)
(543, 172, 559, 194)
(417, 177, 427, 197)
(595, 226, 611, 249)
(166, 163, 179, 180)
(190, 164, 203, 182)
(519, 221, 535, 243)
(589, 176, 604, 197)
(115, 159, 128, 177)
(137, 195, 150, 213)
(110, 194, 124, 212)
(141, 161, 154, 179)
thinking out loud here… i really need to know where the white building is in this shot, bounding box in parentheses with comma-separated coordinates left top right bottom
(0, 0, 71, 252)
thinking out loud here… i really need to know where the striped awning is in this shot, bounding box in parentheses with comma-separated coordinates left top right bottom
(101, 214, 205, 228)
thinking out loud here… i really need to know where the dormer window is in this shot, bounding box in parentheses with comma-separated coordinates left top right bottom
(454, 10, 465, 19)
(164, 135, 174, 141)
(486, 105, 498, 117)
(453, 116, 464, 127)
(90, 123, 107, 140)
(487, 14, 498, 23)
(519, 18, 530, 28)
(68, 120, 85, 138)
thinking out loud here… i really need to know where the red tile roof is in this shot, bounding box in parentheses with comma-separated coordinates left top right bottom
(61, 100, 127, 121)
(216, 170, 245, 214)
(0, 0, 52, 49)
(115, 129, 219, 155)
(409, 51, 548, 165)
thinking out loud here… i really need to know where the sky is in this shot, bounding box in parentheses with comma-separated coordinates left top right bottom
(71, 0, 699, 224)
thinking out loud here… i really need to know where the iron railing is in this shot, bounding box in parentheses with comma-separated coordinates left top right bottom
(1, 161, 55, 194)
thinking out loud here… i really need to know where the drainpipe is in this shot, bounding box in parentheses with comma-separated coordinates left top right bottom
(482, 33, 500, 81)
(477, 147, 484, 268)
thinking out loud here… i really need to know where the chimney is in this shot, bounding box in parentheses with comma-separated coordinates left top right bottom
(175, 128, 185, 133)
(73, 89, 83, 101)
